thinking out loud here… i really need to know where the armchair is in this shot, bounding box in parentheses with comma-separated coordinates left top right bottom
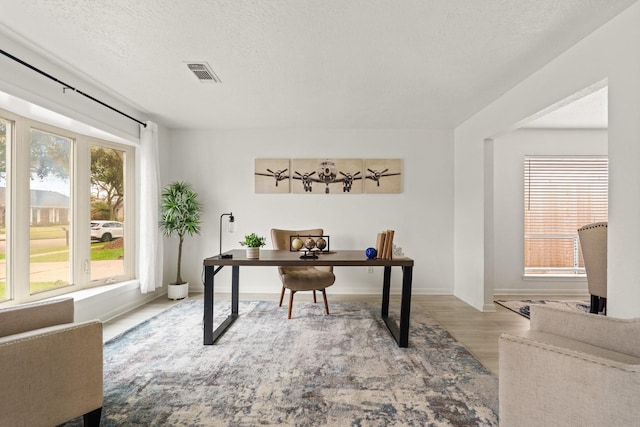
(499, 305, 640, 426)
(0, 298, 103, 427)
(578, 221, 607, 314)
(271, 228, 336, 319)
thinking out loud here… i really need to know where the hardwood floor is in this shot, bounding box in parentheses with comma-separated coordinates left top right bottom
(417, 295, 530, 375)
(103, 292, 532, 376)
(102, 297, 180, 342)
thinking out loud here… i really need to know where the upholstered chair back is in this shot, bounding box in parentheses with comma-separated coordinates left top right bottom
(578, 222, 607, 298)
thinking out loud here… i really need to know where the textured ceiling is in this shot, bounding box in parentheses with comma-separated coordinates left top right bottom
(0, 0, 634, 129)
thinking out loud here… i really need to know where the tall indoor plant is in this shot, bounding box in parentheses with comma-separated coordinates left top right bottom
(159, 181, 203, 299)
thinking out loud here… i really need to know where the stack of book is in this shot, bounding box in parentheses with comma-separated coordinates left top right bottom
(375, 230, 395, 259)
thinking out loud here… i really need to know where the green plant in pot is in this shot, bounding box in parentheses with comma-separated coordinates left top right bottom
(240, 233, 266, 258)
(159, 181, 203, 299)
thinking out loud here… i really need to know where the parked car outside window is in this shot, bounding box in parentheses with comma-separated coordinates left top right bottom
(90, 221, 123, 242)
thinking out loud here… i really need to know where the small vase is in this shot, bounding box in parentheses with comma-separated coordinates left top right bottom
(246, 247, 260, 259)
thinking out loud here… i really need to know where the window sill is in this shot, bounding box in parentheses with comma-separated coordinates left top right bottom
(57, 280, 141, 302)
(523, 275, 587, 281)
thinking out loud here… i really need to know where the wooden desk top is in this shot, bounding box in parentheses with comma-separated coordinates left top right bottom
(203, 249, 413, 267)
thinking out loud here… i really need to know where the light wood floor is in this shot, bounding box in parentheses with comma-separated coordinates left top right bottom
(103, 292, 534, 376)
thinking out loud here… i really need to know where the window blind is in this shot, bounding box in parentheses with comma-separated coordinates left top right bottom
(524, 156, 608, 275)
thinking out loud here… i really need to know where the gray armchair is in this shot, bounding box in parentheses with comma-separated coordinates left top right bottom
(271, 228, 335, 319)
(578, 221, 607, 314)
(0, 298, 103, 427)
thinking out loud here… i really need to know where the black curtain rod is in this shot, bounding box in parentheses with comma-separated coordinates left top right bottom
(0, 49, 147, 128)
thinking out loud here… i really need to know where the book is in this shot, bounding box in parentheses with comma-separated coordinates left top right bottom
(376, 232, 386, 258)
(374, 229, 396, 259)
(384, 230, 395, 259)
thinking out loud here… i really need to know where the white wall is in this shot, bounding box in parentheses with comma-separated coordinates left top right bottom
(454, 2, 640, 316)
(165, 128, 454, 296)
(493, 129, 607, 295)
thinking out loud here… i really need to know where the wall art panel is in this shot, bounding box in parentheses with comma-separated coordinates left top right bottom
(291, 158, 363, 194)
(254, 158, 290, 193)
(364, 159, 403, 193)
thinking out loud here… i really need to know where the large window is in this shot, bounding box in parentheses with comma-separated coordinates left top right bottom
(0, 108, 135, 304)
(524, 156, 608, 276)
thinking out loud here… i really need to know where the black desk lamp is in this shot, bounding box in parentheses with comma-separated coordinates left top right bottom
(219, 212, 235, 258)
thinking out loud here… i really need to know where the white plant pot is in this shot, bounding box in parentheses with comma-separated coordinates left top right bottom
(168, 282, 189, 300)
(246, 247, 260, 259)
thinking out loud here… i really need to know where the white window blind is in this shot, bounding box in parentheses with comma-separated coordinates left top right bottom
(524, 156, 608, 275)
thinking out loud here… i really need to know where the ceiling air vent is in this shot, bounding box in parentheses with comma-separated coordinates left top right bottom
(185, 62, 221, 83)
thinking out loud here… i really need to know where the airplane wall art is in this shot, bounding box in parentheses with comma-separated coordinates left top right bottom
(291, 158, 363, 194)
(254, 158, 402, 194)
(364, 158, 402, 194)
(254, 158, 290, 193)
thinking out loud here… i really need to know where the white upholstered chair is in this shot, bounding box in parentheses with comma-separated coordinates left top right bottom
(499, 305, 640, 426)
(578, 221, 607, 314)
(0, 298, 103, 427)
(271, 228, 335, 319)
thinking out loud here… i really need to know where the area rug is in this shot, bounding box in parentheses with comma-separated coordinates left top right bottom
(495, 299, 591, 319)
(63, 296, 498, 426)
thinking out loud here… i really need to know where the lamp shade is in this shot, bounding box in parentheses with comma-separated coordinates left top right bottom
(219, 212, 235, 258)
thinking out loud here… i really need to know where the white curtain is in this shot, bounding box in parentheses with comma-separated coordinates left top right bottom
(139, 121, 163, 293)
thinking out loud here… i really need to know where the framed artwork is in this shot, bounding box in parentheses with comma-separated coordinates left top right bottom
(290, 158, 363, 194)
(364, 159, 402, 194)
(254, 158, 290, 193)
(254, 158, 402, 194)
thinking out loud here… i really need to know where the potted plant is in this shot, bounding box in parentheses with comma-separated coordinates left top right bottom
(240, 233, 266, 258)
(159, 181, 203, 299)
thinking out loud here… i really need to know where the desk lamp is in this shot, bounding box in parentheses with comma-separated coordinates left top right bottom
(219, 212, 235, 258)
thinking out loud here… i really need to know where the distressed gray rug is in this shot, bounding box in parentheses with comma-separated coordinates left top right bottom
(64, 296, 498, 426)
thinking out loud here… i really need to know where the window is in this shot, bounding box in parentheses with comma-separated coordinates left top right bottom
(0, 108, 135, 304)
(0, 117, 9, 301)
(524, 156, 608, 276)
(29, 128, 72, 294)
(90, 145, 126, 281)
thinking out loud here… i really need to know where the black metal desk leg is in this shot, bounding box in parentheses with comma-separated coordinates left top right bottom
(232, 266, 239, 315)
(381, 265, 391, 317)
(399, 266, 413, 348)
(203, 265, 214, 345)
(202, 264, 238, 345)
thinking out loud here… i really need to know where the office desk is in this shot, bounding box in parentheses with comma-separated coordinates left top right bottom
(202, 250, 414, 347)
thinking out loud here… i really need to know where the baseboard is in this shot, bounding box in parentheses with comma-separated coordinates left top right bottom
(483, 302, 497, 312)
(188, 287, 453, 296)
(493, 288, 589, 297)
